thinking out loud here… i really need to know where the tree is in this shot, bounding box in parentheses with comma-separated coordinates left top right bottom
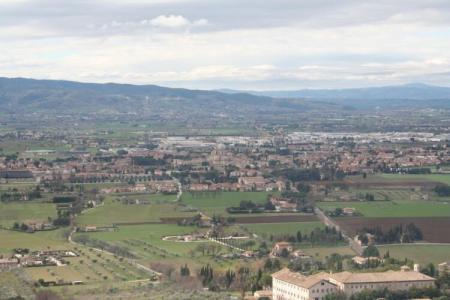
(180, 264, 190, 276)
(421, 263, 437, 277)
(325, 292, 347, 300)
(20, 223, 29, 231)
(296, 231, 303, 243)
(225, 269, 235, 289)
(199, 264, 214, 286)
(280, 248, 290, 258)
(237, 267, 251, 299)
(362, 245, 379, 258)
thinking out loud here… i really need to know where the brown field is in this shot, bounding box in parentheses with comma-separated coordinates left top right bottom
(335, 217, 450, 243)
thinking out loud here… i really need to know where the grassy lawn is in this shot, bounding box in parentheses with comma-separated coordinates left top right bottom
(317, 200, 450, 217)
(181, 191, 275, 216)
(377, 244, 450, 265)
(75, 195, 195, 226)
(0, 201, 57, 227)
(243, 222, 325, 238)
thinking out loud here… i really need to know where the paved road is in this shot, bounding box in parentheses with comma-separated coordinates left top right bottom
(314, 207, 364, 256)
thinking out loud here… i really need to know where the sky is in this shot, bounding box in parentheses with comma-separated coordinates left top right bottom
(1, 0, 450, 90)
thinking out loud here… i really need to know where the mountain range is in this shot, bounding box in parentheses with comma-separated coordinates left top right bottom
(219, 83, 450, 100)
(1, 77, 450, 116)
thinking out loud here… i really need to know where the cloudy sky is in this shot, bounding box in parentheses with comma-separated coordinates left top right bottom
(1, 0, 450, 90)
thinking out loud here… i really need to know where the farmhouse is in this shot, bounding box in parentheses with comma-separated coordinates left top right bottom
(271, 242, 294, 257)
(343, 207, 356, 216)
(438, 261, 450, 273)
(271, 196, 298, 212)
(272, 268, 435, 300)
(352, 256, 383, 266)
(0, 258, 19, 270)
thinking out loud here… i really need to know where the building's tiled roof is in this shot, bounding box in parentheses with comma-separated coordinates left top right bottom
(272, 268, 334, 288)
(330, 270, 435, 283)
(272, 268, 435, 289)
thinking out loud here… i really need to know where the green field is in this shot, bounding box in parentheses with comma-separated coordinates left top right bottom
(380, 173, 450, 185)
(317, 200, 450, 217)
(302, 246, 355, 260)
(0, 228, 148, 286)
(25, 249, 148, 283)
(0, 271, 35, 300)
(0, 229, 68, 253)
(0, 139, 72, 155)
(75, 224, 217, 270)
(0, 182, 37, 190)
(243, 222, 325, 238)
(75, 195, 195, 226)
(80, 224, 205, 255)
(0, 201, 57, 227)
(347, 189, 426, 201)
(378, 244, 450, 265)
(181, 191, 274, 216)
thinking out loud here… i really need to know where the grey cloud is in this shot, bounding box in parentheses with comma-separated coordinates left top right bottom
(1, 0, 450, 37)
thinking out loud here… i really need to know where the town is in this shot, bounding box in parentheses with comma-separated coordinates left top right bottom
(1, 121, 450, 299)
(2, 0, 450, 298)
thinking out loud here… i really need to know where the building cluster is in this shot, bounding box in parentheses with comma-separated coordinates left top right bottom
(271, 267, 435, 300)
(2, 132, 450, 195)
(0, 249, 78, 271)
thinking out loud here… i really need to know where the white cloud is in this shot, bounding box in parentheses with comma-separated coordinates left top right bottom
(149, 14, 208, 28)
(150, 15, 190, 28)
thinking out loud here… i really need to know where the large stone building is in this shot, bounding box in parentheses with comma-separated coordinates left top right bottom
(272, 268, 435, 300)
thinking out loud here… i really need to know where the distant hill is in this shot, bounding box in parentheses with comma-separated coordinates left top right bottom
(219, 83, 450, 108)
(2, 78, 450, 117)
(0, 77, 280, 115)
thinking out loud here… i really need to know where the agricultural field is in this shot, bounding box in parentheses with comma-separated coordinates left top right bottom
(346, 188, 429, 202)
(317, 200, 450, 217)
(242, 222, 324, 239)
(0, 270, 35, 300)
(377, 244, 450, 265)
(0, 140, 71, 155)
(0, 228, 151, 292)
(181, 191, 276, 217)
(73, 224, 230, 272)
(380, 173, 450, 185)
(75, 194, 195, 226)
(335, 217, 450, 243)
(233, 214, 318, 224)
(0, 229, 69, 253)
(25, 249, 148, 283)
(0, 201, 57, 227)
(301, 246, 355, 260)
(78, 224, 206, 258)
(0, 181, 37, 191)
